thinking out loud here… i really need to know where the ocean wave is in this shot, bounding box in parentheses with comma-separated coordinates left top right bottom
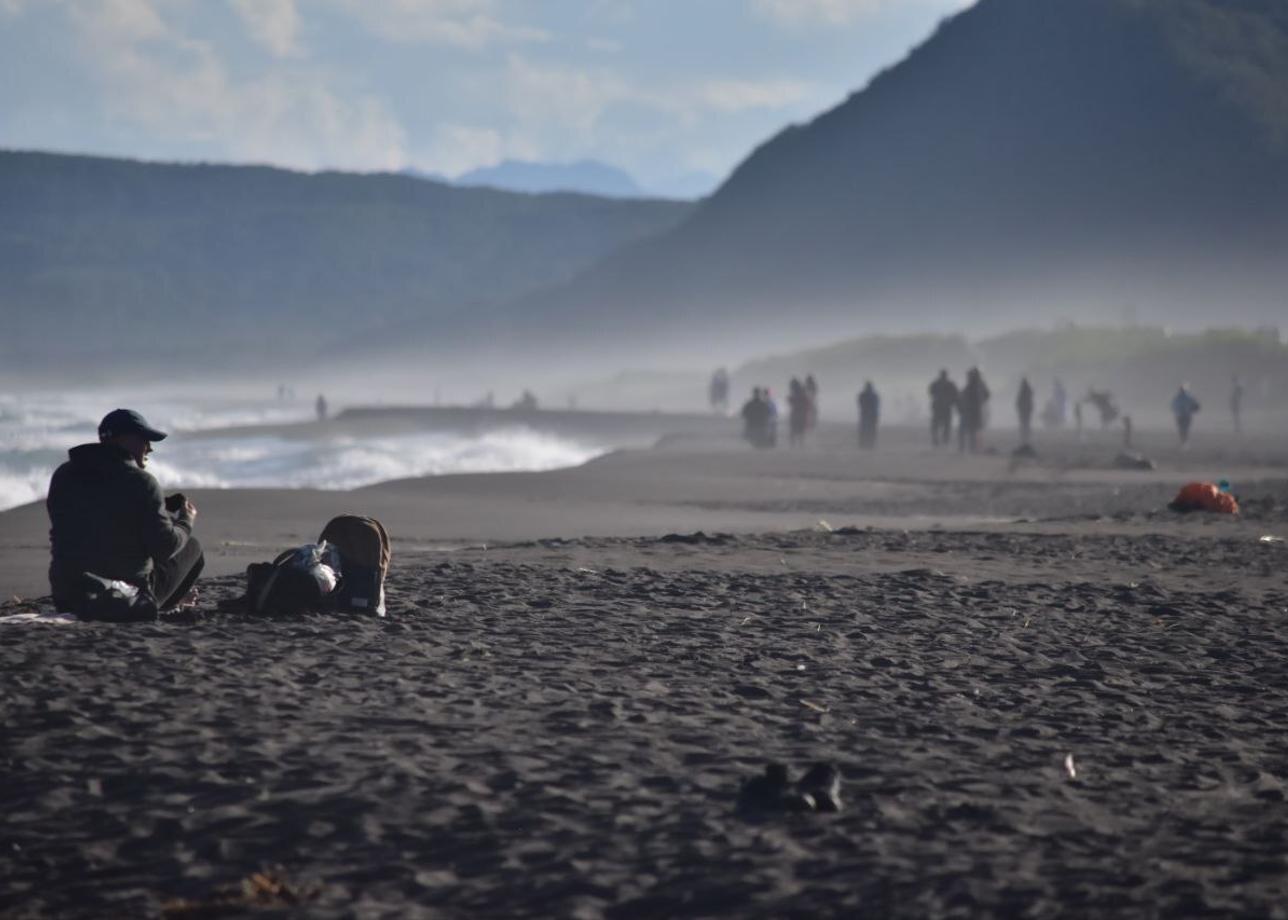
(0, 426, 603, 511)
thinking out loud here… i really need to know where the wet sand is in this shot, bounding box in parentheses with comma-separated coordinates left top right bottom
(2, 422, 1287, 917)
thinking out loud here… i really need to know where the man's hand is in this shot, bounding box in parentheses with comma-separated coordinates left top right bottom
(166, 493, 197, 523)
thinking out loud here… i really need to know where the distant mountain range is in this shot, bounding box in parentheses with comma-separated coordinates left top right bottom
(455, 160, 645, 199)
(483, 0, 1288, 359)
(403, 159, 718, 201)
(0, 151, 692, 382)
(4, 0, 1287, 386)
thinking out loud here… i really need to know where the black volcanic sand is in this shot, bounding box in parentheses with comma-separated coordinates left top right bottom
(4, 525, 1288, 918)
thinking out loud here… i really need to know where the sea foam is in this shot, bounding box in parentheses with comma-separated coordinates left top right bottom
(0, 393, 604, 511)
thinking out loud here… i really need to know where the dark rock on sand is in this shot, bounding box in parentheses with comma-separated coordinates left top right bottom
(797, 762, 843, 813)
(736, 763, 816, 815)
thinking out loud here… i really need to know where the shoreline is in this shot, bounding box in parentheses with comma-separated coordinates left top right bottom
(4, 421, 1285, 599)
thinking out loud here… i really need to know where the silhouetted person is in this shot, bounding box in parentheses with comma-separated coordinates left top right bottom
(804, 375, 819, 432)
(1085, 389, 1119, 428)
(741, 387, 777, 448)
(1042, 378, 1068, 429)
(928, 370, 958, 447)
(315, 393, 328, 421)
(47, 409, 204, 613)
(1016, 377, 1034, 444)
(513, 389, 539, 411)
(709, 367, 730, 413)
(787, 377, 810, 447)
(857, 381, 880, 449)
(1172, 384, 1200, 448)
(958, 367, 990, 453)
(1074, 401, 1084, 440)
(1230, 375, 1245, 434)
(764, 388, 779, 447)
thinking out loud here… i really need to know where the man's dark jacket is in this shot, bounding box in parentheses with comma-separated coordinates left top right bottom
(47, 443, 193, 603)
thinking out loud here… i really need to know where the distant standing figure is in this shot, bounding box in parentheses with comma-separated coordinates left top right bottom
(315, 394, 328, 422)
(1016, 377, 1034, 445)
(1172, 384, 1200, 447)
(741, 387, 773, 448)
(1230, 375, 1245, 434)
(1041, 378, 1068, 429)
(709, 367, 730, 413)
(928, 370, 959, 447)
(1074, 401, 1084, 440)
(804, 375, 820, 432)
(958, 367, 991, 453)
(764, 389, 779, 447)
(1084, 389, 1120, 428)
(787, 377, 811, 447)
(857, 381, 880, 449)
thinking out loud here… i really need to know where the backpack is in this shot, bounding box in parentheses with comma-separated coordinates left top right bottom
(245, 543, 341, 615)
(318, 515, 390, 615)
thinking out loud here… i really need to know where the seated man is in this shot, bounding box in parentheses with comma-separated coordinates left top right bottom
(47, 409, 203, 613)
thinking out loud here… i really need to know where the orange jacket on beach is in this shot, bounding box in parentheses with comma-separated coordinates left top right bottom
(1171, 482, 1239, 515)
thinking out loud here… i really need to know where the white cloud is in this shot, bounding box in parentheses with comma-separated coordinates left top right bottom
(404, 55, 816, 181)
(697, 78, 812, 113)
(753, 0, 972, 27)
(65, 0, 407, 171)
(327, 0, 549, 49)
(503, 55, 813, 133)
(230, 0, 302, 58)
(81, 0, 168, 42)
(424, 123, 506, 176)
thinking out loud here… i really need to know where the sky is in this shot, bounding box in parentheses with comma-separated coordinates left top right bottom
(1, 0, 974, 198)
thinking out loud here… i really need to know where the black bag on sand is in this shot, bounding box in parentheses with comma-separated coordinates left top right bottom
(244, 547, 332, 615)
(73, 573, 158, 623)
(318, 515, 390, 616)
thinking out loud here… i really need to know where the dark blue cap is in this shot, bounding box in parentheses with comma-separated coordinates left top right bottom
(98, 408, 168, 442)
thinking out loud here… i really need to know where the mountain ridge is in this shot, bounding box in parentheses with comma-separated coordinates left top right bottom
(483, 0, 1288, 358)
(455, 159, 646, 199)
(0, 149, 692, 380)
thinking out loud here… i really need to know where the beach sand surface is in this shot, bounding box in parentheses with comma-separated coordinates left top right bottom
(2, 420, 1287, 917)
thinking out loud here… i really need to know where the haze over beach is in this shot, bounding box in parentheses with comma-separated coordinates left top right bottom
(3, 1, 1288, 916)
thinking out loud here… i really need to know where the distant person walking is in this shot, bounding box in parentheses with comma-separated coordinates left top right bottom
(764, 388, 779, 447)
(928, 370, 958, 447)
(1016, 377, 1034, 445)
(958, 367, 991, 453)
(315, 393, 328, 422)
(1041, 378, 1068, 429)
(857, 381, 880, 449)
(787, 377, 811, 447)
(709, 367, 730, 413)
(741, 387, 774, 449)
(1230, 375, 1245, 434)
(804, 375, 820, 432)
(1172, 384, 1200, 448)
(1085, 388, 1120, 428)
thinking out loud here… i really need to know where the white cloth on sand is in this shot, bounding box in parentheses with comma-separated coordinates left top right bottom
(0, 608, 80, 625)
